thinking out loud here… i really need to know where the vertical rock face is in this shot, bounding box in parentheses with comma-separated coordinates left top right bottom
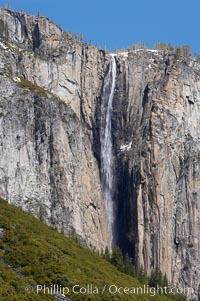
(0, 7, 110, 251)
(0, 7, 200, 298)
(112, 50, 200, 298)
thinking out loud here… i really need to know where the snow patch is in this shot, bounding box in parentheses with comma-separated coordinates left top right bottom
(118, 52, 128, 57)
(13, 77, 21, 83)
(132, 49, 159, 56)
(110, 52, 128, 57)
(147, 49, 159, 53)
(120, 141, 132, 152)
(0, 41, 8, 50)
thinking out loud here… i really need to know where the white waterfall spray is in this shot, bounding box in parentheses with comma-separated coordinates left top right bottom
(100, 54, 116, 248)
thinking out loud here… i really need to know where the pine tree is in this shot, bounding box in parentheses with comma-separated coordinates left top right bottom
(149, 267, 163, 287)
(122, 253, 137, 277)
(104, 246, 110, 262)
(175, 46, 182, 57)
(130, 263, 136, 277)
(5, 3, 11, 10)
(124, 253, 131, 275)
(181, 45, 191, 58)
(194, 53, 200, 62)
(162, 273, 168, 287)
(100, 249, 104, 258)
(154, 42, 166, 51)
(111, 246, 124, 272)
(79, 33, 83, 42)
(71, 228, 78, 243)
(167, 43, 174, 52)
(72, 32, 78, 40)
(137, 264, 148, 284)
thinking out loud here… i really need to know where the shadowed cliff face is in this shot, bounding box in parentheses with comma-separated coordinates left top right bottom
(0, 8, 200, 298)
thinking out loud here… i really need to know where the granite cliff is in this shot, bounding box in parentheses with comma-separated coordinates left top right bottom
(0, 7, 199, 299)
(0, 7, 110, 251)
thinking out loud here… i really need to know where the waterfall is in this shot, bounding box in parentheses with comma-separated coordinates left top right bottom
(100, 54, 116, 248)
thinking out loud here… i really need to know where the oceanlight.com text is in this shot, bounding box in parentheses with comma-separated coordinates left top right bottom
(34, 284, 194, 297)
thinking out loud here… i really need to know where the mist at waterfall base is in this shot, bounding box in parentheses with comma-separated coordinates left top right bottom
(100, 55, 116, 249)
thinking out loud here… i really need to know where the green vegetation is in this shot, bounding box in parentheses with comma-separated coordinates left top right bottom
(16, 78, 46, 95)
(110, 246, 124, 272)
(5, 3, 11, 10)
(149, 268, 168, 288)
(0, 262, 54, 301)
(105, 246, 137, 278)
(154, 42, 191, 58)
(0, 198, 191, 301)
(126, 41, 193, 60)
(128, 42, 147, 51)
(102, 247, 148, 282)
(97, 247, 193, 301)
(115, 48, 128, 53)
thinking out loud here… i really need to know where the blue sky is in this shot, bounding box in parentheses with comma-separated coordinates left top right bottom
(0, 0, 199, 53)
